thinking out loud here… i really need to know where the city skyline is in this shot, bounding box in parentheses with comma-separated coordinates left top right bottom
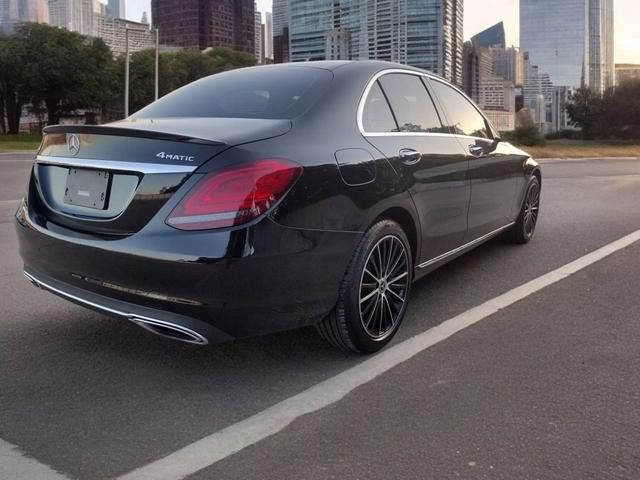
(126, 0, 639, 64)
(520, 0, 614, 92)
(287, 0, 464, 84)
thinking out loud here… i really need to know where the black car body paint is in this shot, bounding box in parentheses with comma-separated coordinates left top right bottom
(16, 61, 539, 346)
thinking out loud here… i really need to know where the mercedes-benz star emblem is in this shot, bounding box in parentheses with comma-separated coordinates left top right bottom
(67, 134, 80, 156)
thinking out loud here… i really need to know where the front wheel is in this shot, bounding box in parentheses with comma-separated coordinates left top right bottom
(504, 176, 541, 244)
(316, 220, 413, 354)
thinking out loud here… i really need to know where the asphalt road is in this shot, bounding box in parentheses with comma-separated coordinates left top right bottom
(1, 152, 640, 479)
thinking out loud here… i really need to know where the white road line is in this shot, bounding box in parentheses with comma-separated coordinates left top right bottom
(0, 439, 71, 480)
(117, 228, 640, 480)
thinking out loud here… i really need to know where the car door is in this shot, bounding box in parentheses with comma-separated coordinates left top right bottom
(361, 72, 470, 265)
(427, 78, 520, 241)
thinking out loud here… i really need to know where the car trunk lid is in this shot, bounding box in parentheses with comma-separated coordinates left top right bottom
(32, 118, 291, 236)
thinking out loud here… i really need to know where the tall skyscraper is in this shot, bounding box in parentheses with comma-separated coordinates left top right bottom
(520, 0, 614, 93)
(152, 0, 255, 53)
(106, 0, 124, 18)
(492, 47, 524, 87)
(272, 0, 289, 63)
(325, 27, 350, 60)
(471, 22, 505, 49)
(463, 39, 516, 132)
(93, 14, 154, 57)
(522, 51, 554, 132)
(264, 11, 273, 60)
(588, 0, 614, 92)
(0, 0, 18, 31)
(272, 0, 288, 37)
(289, 0, 332, 61)
(463, 41, 493, 103)
(288, 0, 464, 86)
(49, 0, 94, 35)
(1, 0, 48, 31)
(254, 3, 262, 61)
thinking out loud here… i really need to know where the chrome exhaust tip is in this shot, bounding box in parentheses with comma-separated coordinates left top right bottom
(129, 316, 209, 345)
(23, 270, 211, 346)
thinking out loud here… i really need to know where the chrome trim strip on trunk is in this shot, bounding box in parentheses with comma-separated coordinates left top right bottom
(36, 155, 197, 174)
(23, 271, 208, 345)
(417, 222, 515, 270)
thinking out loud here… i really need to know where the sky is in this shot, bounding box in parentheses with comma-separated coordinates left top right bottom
(126, 0, 639, 64)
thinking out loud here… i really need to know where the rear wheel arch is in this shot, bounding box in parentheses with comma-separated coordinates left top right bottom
(372, 207, 419, 268)
(317, 218, 413, 353)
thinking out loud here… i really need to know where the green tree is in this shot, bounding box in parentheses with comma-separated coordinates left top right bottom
(3, 23, 118, 126)
(0, 25, 258, 128)
(566, 88, 603, 137)
(122, 47, 257, 115)
(78, 37, 119, 120)
(600, 80, 640, 139)
(566, 82, 640, 140)
(204, 47, 257, 73)
(124, 50, 188, 114)
(0, 33, 29, 133)
(19, 24, 91, 124)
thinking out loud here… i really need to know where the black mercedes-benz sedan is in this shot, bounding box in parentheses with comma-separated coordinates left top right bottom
(15, 61, 540, 353)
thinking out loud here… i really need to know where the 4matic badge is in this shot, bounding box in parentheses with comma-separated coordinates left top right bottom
(156, 152, 195, 162)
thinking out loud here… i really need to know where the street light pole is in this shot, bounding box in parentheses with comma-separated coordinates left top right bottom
(124, 28, 130, 118)
(154, 28, 159, 101)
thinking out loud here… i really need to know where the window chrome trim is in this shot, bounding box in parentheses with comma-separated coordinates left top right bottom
(363, 132, 494, 143)
(357, 68, 432, 136)
(417, 222, 515, 270)
(427, 76, 498, 140)
(357, 68, 495, 142)
(36, 155, 197, 174)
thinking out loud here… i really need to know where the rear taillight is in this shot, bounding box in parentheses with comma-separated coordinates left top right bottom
(166, 159, 302, 230)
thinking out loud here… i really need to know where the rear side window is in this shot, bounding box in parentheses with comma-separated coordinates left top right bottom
(362, 82, 398, 133)
(429, 80, 491, 139)
(132, 67, 333, 120)
(378, 74, 443, 133)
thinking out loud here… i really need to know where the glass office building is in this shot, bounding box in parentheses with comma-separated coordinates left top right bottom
(273, 0, 290, 63)
(520, 0, 614, 92)
(289, 0, 464, 86)
(471, 21, 506, 48)
(588, 0, 614, 91)
(289, 0, 334, 61)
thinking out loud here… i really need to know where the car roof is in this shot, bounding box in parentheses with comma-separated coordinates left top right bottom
(257, 60, 449, 83)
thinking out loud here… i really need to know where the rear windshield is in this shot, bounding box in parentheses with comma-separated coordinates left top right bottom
(132, 66, 333, 120)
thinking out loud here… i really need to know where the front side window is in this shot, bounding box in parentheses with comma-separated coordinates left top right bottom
(429, 80, 491, 139)
(378, 74, 443, 133)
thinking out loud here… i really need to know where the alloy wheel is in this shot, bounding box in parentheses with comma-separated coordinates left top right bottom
(524, 183, 540, 237)
(358, 235, 409, 339)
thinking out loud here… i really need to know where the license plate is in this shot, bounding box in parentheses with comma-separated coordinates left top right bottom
(64, 168, 110, 210)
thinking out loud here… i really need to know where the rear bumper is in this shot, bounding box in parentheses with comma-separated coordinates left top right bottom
(23, 269, 228, 344)
(15, 198, 361, 343)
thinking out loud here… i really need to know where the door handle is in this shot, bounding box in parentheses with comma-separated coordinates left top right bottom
(468, 145, 484, 157)
(399, 148, 421, 165)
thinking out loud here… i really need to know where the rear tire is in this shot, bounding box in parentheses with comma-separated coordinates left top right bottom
(504, 176, 541, 244)
(316, 220, 413, 354)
